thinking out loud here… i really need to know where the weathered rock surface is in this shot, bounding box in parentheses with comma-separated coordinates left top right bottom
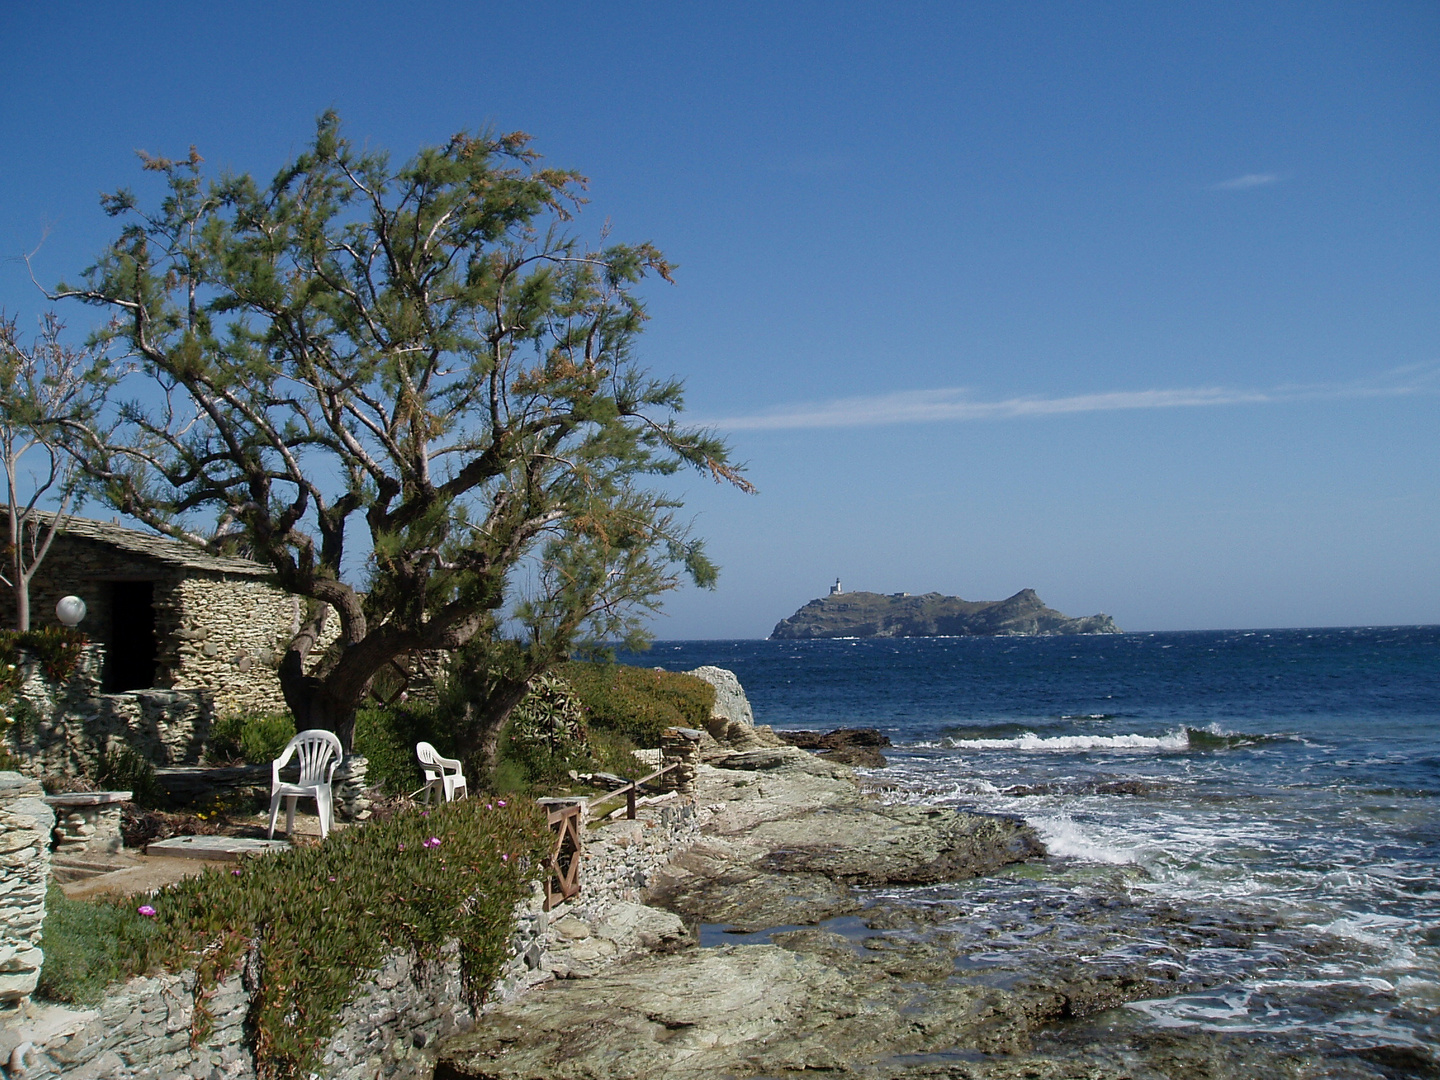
(437, 748, 1056, 1079)
(685, 665, 785, 750)
(771, 587, 1121, 639)
(777, 726, 891, 767)
(544, 900, 692, 979)
(436, 745, 1416, 1079)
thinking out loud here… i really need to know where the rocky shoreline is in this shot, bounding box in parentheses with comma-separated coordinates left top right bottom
(437, 741, 1428, 1080)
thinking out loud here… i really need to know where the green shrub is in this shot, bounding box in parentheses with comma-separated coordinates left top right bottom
(500, 675, 592, 787)
(585, 727, 647, 779)
(560, 662, 715, 747)
(359, 663, 711, 795)
(207, 712, 296, 765)
(38, 797, 550, 1079)
(354, 701, 458, 795)
(0, 627, 87, 686)
(94, 745, 163, 807)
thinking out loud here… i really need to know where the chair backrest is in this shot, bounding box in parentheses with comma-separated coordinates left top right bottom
(278, 729, 343, 784)
(415, 741, 446, 770)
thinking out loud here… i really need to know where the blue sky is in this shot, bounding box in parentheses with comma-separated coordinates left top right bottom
(2, 2, 1436, 637)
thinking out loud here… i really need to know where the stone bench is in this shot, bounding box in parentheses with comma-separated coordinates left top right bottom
(43, 790, 131, 856)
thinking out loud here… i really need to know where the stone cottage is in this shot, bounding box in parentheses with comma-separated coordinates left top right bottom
(1, 515, 318, 718)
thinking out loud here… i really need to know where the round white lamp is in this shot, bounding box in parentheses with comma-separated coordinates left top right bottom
(55, 595, 87, 628)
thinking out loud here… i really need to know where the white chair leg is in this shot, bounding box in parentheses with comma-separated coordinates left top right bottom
(267, 793, 282, 839)
(286, 795, 297, 838)
(318, 790, 332, 839)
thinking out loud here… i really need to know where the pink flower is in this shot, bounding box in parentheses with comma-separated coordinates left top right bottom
(501, 853, 509, 862)
(421, 810, 429, 817)
(485, 803, 493, 810)
(423, 836, 442, 849)
(231, 869, 241, 877)
(397, 843, 406, 851)
(137, 905, 156, 917)
(497, 800, 507, 807)
(328, 876, 336, 882)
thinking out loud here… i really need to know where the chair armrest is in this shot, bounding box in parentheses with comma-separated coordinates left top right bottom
(272, 742, 297, 787)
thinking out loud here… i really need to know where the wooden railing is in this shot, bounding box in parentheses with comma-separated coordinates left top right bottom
(543, 761, 679, 909)
(584, 761, 679, 820)
(543, 802, 583, 910)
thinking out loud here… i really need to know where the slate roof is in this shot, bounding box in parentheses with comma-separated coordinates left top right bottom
(46, 514, 274, 577)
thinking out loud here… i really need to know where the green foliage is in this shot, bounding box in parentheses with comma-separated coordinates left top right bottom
(353, 701, 458, 796)
(94, 744, 162, 807)
(510, 674, 588, 752)
(500, 674, 591, 786)
(0, 627, 87, 688)
(560, 662, 715, 747)
(37, 884, 161, 1003)
(59, 113, 750, 760)
(356, 665, 704, 794)
(38, 798, 550, 1079)
(206, 712, 296, 765)
(584, 728, 648, 780)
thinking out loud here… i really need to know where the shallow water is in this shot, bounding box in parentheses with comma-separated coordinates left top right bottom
(630, 628, 1440, 1058)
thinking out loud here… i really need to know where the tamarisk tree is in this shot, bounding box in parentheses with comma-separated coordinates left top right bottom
(51, 113, 749, 763)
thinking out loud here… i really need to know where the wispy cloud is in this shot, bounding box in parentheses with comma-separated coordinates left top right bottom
(698, 369, 1437, 432)
(1213, 172, 1282, 190)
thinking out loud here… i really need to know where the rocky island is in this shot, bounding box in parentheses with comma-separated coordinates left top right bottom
(771, 586, 1121, 639)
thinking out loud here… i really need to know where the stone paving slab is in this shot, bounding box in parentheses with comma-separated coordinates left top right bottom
(146, 835, 291, 860)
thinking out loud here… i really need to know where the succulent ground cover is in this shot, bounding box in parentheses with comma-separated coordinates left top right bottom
(39, 796, 550, 1079)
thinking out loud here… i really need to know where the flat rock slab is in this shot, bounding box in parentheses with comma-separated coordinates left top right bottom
(651, 757, 1044, 931)
(437, 945, 877, 1080)
(146, 835, 290, 860)
(44, 791, 132, 806)
(752, 805, 1045, 885)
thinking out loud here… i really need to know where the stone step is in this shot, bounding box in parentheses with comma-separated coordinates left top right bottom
(145, 835, 290, 860)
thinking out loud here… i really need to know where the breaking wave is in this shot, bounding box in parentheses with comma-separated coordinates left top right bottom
(944, 725, 1289, 753)
(947, 731, 1190, 751)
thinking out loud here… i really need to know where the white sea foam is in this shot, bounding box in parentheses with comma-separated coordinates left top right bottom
(947, 731, 1191, 752)
(1032, 813, 1138, 864)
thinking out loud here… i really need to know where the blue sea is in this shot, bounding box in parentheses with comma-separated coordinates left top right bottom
(626, 628, 1440, 1057)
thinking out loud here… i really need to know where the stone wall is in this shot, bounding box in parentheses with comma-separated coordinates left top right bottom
(11, 968, 253, 1080)
(168, 577, 293, 716)
(4, 527, 337, 722)
(0, 772, 53, 1010)
(167, 581, 339, 718)
(7, 646, 214, 778)
(2, 795, 702, 1080)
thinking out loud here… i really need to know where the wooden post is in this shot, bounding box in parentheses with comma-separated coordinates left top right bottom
(626, 783, 637, 820)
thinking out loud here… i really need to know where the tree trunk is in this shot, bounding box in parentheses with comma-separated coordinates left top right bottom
(461, 677, 533, 782)
(278, 652, 363, 752)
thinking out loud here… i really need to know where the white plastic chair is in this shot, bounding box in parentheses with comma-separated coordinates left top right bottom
(268, 729, 343, 840)
(415, 741, 468, 804)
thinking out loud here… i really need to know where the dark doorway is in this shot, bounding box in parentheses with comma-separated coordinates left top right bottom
(104, 581, 157, 692)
